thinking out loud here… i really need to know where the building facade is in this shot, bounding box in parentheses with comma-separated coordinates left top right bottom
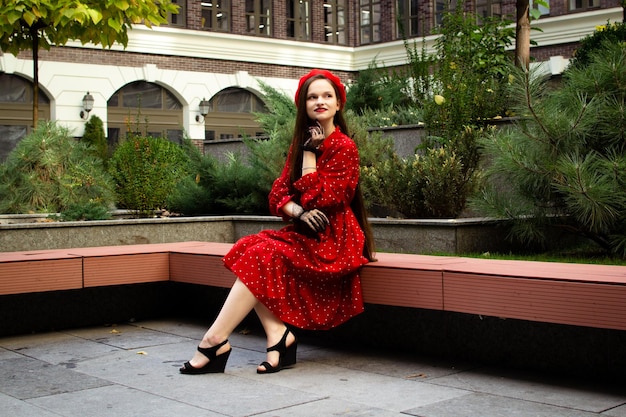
(0, 0, 622, 160)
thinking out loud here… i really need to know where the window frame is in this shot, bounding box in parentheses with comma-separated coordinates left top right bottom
(434, 0, 458, 27)
(287, 0, 311, 41)
(324, 0, 347, 45)
(396, 0, 421, 38)
(245, 0, 272, 36)
(167, 0, 186, 27)
(569, 0, 599, 11)
(359, 0, 382, 45)
(200, 0, 230, 31)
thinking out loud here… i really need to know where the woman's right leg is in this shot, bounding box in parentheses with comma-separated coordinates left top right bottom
(186, 278, 258, 368)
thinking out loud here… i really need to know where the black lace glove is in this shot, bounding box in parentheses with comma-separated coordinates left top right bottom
(301, 121, 324, 153)
(298, 209, 329, 233)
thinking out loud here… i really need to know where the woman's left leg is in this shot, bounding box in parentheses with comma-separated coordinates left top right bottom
(254, 303, 297, 373)
(185, 278, 258, 369)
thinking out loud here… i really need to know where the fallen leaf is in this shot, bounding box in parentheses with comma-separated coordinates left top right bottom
(136, 351, 148, 355)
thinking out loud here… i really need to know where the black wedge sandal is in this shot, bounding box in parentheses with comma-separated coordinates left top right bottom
(257, 328, 298, 374)
(180, 339, 231, 374)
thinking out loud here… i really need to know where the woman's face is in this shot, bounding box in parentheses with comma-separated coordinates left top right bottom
(305, 78, 341, 126)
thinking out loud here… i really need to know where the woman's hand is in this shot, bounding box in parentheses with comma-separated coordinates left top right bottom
(302, 121, 325, 152)
(299, 209, 329, 232)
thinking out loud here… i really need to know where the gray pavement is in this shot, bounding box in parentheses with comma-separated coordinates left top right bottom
(1, 319, 625, 417)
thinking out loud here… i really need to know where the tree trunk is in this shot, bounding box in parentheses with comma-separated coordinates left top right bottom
(31, 26, 40, 129)
(515, 0, 531, 69)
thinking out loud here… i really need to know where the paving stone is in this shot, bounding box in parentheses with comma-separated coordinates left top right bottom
(0, 392, 62, 417)
(27, 384, 224, 417)
(404, 392, 602, 417)
(0, 357, 111, 400)
(426, 367, 626, 413)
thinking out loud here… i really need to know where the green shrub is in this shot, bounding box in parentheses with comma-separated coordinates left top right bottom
(570, 21, 626, 69)
(471, 41, 626, 255)
(360, 145, 473, 218)
(58, 201, 112, 221)
(345, 62, 413, 114)
(0, 121, 114, 214)
(108, 134, 190, 214)
(82, 115, 108, 163)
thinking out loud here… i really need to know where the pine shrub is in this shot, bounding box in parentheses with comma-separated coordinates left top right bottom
(472, 41, 626, 255)
(0, 121, 114, 214)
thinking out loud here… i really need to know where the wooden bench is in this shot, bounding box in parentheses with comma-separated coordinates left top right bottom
(2, 241, 626, 332)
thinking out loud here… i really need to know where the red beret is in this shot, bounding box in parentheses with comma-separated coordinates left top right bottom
(294, 69, 347, 107)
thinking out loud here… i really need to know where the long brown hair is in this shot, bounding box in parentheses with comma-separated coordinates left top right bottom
(289, 74, 376, 261)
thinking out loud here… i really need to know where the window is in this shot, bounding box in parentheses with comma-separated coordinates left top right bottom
(397, 0, 420, 38)
(476, 0, 501, 22)
(287, 0, 311, 40)
(360, 0, 381, 45)
(204, 88, 267, 140)
(167, 0, 186, 27)
(434, 0, 458, 27)
(569, 0, 598, 10)
(0, 73, 50, 161)
(324, 0, 347, 44)
(245, 0, 271, 36)
(107, 81, 183, 146)
(201, 0, 230, 31)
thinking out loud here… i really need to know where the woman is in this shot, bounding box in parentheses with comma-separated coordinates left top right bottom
(180, 69, 375, 375)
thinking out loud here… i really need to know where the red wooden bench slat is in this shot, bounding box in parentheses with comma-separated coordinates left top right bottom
(0, 258, 83, 295)
(170, 253, 236, 287)
(444, 273, 626, 330)
(83, 253, 170, 287)
(361, 267, 443, 309)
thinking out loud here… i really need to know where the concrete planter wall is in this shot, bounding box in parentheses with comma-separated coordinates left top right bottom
(0, 215, 513, 254)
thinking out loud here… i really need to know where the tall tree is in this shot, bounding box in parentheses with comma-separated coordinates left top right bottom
(0, 0, 178, 128)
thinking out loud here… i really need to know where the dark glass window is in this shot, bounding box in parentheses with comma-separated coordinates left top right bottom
(245, 0, 271, 36)
(167, 0, 186, 27)
(201, 0, 230, 31)
(360, 0, 381, 45)
(476, 0, 502, 22)
(569, 0, 598, 10)
(434, 0, 458, 27)
(324, 0, 347, 44)
(397, 0, 420, 38)
(287, 0, 311, 40)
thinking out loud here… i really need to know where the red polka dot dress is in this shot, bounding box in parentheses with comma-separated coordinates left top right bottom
(223, 127, 369, 330)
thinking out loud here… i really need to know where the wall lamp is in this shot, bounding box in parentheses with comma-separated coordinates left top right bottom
(80, 92, 94, 120)
(196, 98, 210, 122)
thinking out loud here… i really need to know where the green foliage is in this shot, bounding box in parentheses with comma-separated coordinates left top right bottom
(353, 106, 423, 129)
(108, 134, 190, 215)
(58, 201, 112, 221)
(245, 80, 296, 200)
(345, 10, 512, 219)
(0, 121, 114, 214)
(0, 0, 178, 55)
(423, 11, 515, 139)
(570, 21, 626, 69)
(345, 62, 413, 114)
(360, 145, 475, 218)
(471, 41, 626, 256)
(168, 151, 269, 216)
(82, 114, 108, 163)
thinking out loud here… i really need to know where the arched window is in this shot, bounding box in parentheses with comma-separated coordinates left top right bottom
(107, 81, 183, 148)
(204, 88, 266, 140)
(0, 73, 51, 161)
